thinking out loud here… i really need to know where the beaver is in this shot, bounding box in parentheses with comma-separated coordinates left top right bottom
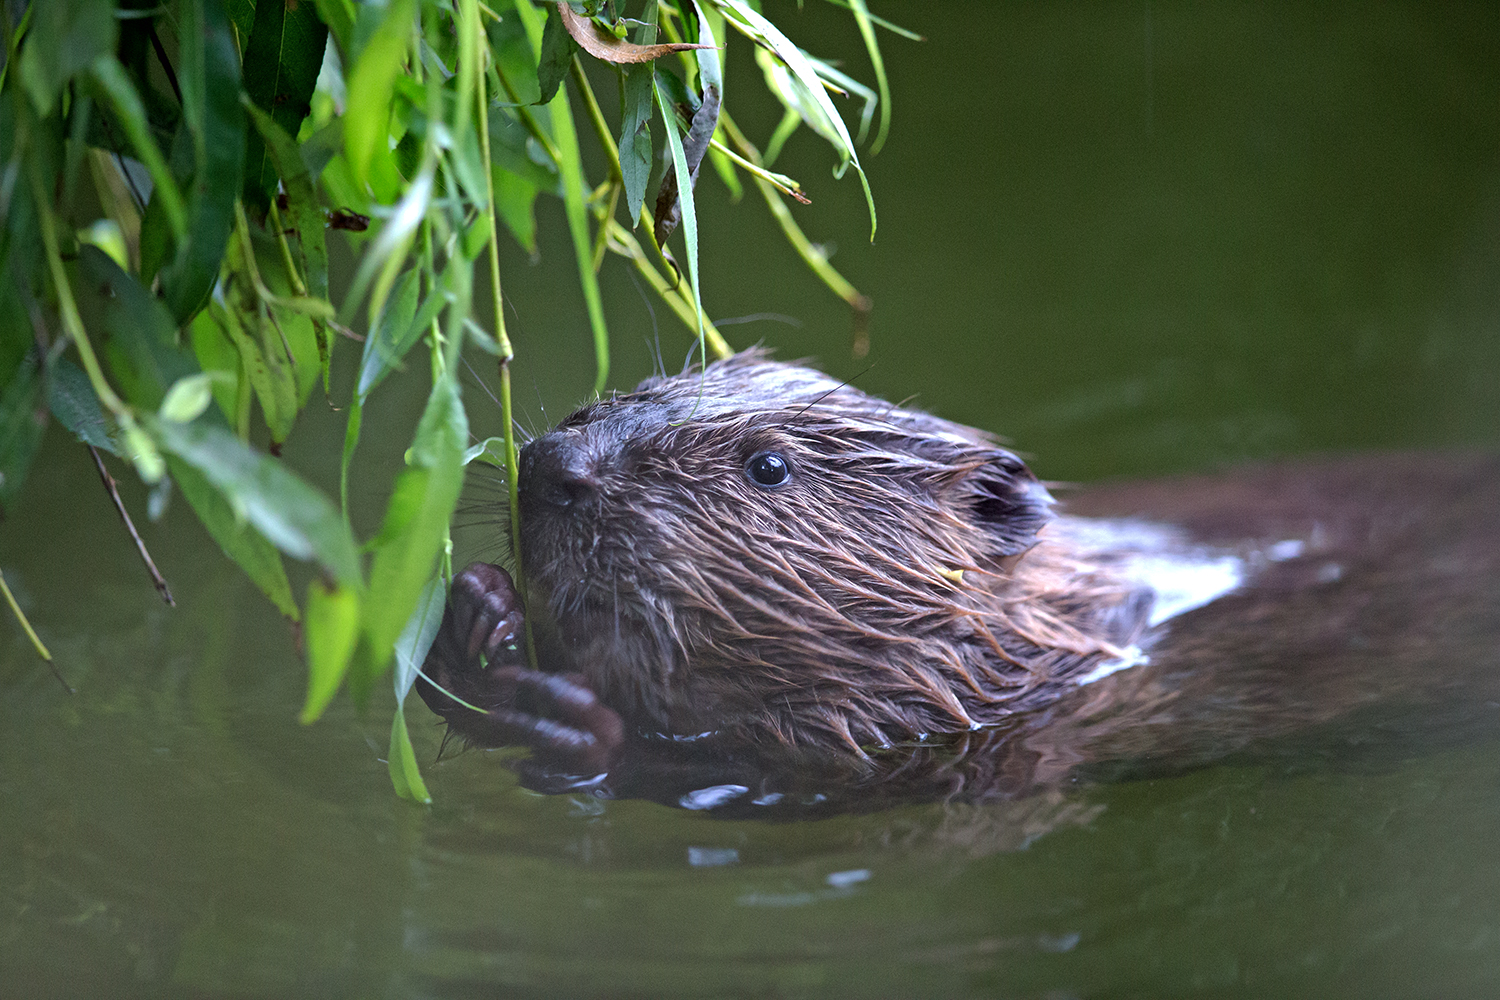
(417, 351, 1500, 811)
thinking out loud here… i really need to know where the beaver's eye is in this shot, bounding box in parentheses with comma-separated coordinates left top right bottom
(745, 451, 791, 488)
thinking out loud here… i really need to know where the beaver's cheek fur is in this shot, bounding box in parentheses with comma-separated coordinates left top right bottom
(512, 350, 1152, 756)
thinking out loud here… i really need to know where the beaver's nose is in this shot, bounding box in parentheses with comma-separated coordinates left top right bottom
(519, 431, 598, 511)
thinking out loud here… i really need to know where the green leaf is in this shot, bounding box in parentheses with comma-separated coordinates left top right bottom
(160, 0, 247, 323)
(159, 373, 219, 424)
(717, 0, 876, 239)
(655, 73, 706, 356)
(0, 348, 45, 512)
(17, 0, 117, 117)
(388, 705, 432, 803)
(312, 0, 356, 52)
(46, 356, 117, 454)
(301, 579, 360, 723)
(245, 100, 330, 302)
(393, 576, 445, 701)
(488, 9, 541, 105)
(360, 376, 466, 674)
(536, 5, 578, 105)
(89, 56, 189, 242)
(241, 0, 331, 208)
(153, 416, 362, 586)
(356, 267, 421, 401)
(166, 455, 299, 619)
(187, 309, 246, 430)
(344, 0, 416, 194)
(69, 246, 198, 410)
(651, 2, 720, 247)
(487, 105, 560, 191)
(212, 296, 297, 444)
(492, 169, 540, 255)
(618, 0, 657, 228)
(848, 0, 893, 154)
(340, 165, 432, 330)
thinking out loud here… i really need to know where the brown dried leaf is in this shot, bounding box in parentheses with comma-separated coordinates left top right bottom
(555, 3, 711, 64)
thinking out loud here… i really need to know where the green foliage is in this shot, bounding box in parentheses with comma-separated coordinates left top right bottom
(0, 0, 908, 799)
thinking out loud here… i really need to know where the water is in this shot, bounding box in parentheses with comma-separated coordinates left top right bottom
(4, 3, 1500, 997)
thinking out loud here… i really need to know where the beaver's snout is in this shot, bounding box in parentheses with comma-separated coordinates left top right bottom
(519, 431, 599, 512)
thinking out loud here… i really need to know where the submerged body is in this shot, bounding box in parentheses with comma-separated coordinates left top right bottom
(418, 353, 1500, 811)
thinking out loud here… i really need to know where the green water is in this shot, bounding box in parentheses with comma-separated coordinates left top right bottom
(4, 3, 1500, 997)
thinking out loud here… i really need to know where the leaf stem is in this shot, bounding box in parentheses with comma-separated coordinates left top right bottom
(266, 199, 309, 297)
(1, 569, 58, 672)
(718, 110, 870, 320)
(569, 57, 623, 183)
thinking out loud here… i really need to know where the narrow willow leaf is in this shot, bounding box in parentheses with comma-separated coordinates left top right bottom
(340, 166, 432, 329)
(47, 357, 117, 454)
(360, 377, 466, 674)
(301, 579, 360, 723)
(241, 0, 329, 208)
(312, 0, 356, 51)
(245, 102, 330, 301)
(536, 6, 579, 104)
(17, 0, 117, 117)
(78, 219, 128, 270)
(247, 229, 324, 408)
(89, 56, 188, 241)
(339, 395, 362, 527)
(153, 417, 362, 586)
(214, 297, 296, 443)
(809, 57, 878, 150)
(493, 169, 541, 254)
(655, 76, 706, 351)
(652, 3, 721, 246)
(448, 126, 491, 213)
(489, 9, 542, 105)
(166, 455, 299, 618)
(356, 268, 421, 401)
(161, 0, 247, 323)
(69, 246, 197, 410)
(462, 436, 506, 466)
(487, 105, 560, 191)
(716, 0, 876, 238)
(254, 308, 299, 443)
(847, 0, 892, 153)
(618, 2, 659, 226)
(388, 705, 432, 803)
(0, 349, 45, 511)
(187, 309, 244, 427)
(513, 0, 609, 388)
(393, 576, 445, 701)
(344, 0, 416, 192)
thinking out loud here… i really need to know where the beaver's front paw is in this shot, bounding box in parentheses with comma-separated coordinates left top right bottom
(417, 562, 526, 717)
(417, 563, 624, 775)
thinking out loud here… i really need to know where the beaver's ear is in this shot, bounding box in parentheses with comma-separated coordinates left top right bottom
(963, 449, 1054, 557)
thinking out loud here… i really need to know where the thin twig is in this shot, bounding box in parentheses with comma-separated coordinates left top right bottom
(89, 445, 175, 606)
(0, 569, 72, 693)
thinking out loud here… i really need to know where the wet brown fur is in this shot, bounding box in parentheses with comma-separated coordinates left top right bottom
(515, 350, 1152, 756)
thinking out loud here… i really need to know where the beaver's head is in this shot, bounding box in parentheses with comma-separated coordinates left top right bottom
(515, 350, 1115, 753)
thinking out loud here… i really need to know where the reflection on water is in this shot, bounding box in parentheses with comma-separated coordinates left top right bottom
(5, 1, 1500, 997)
